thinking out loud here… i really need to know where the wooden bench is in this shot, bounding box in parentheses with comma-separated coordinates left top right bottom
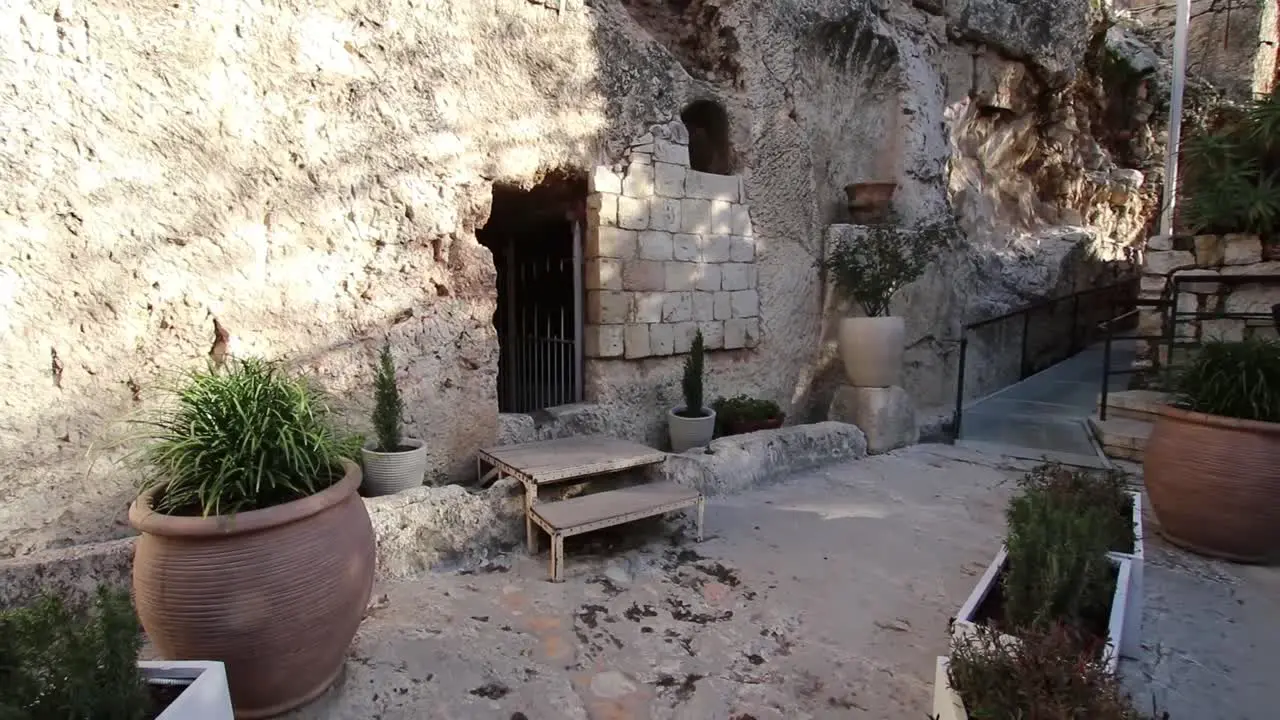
(476, 436, 704, 581)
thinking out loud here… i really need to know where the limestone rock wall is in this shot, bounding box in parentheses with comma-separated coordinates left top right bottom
(1, 0, 1162, 556)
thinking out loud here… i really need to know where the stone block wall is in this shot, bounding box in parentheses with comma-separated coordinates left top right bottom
(583, 121, 759, 360)
(1139, 234, 1280, 365)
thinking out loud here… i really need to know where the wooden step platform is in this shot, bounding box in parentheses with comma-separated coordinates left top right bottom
(533, 481, 701, 535)
(476, 435, 702, 582)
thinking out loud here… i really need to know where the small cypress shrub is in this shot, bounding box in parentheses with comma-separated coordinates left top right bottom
(372, 340, 406, 452)
(680, 330, 707, 418)
(0, 587, 150, 719)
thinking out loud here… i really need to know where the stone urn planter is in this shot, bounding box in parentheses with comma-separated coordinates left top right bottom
(669, 407, 717, 452)
(837, 316, 905, 387)
(1144, 405, 1280, 562)
(130, 461, 376, 718)
(361, 437, 428, 495)
(844, 182, 896, 224)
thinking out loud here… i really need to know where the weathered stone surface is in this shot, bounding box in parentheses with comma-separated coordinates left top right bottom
(947, 0, 1100, 79)
(1146, 250, 1197, 276)
(828, 386, 919, 454)
(656, 422, 867, 496)
(0, 0, 1171, 555)
(1193, 235, 1224, 267)
(0, 538, 135, 610)
(365, 480, 524, 580)
(1224, 234, 1264, 266)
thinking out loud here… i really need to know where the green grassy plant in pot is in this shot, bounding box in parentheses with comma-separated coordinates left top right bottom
(669, 330, 715, 452)
(128, 358, 374, 718)
(819, 220, 949, 387)
(361, 340, 428, 496)
(712, 394, 785, 436)
(1144, 338, 1280, 562)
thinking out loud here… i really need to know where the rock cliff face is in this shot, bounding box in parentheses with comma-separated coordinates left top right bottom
(0, 0, 1160, 556)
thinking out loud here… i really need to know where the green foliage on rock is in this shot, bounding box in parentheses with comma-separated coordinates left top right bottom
(1182, 88, 1280, 236)
(0, 587, 150, 720)
(1172, 338, 1280, 423)
(372, 340, 406, 452)
(136, 357, 357, 516)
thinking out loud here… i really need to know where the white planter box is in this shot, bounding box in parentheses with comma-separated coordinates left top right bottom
(139, 661, 233, 720)
(1106, 491, 1144, 659)
(931, 656, 967, 720)
(951, 546, 1132, 673)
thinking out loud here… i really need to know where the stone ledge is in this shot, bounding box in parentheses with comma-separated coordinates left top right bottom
(1, 423, 873, 597)
(0, 537, 136, 610)
(655, 421, 869, 496)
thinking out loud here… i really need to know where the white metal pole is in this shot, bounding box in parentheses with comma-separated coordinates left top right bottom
(1159, 0, 1193, 236)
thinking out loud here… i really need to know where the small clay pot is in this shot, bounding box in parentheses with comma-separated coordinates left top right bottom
(130, 460, 376, 718)
(844, 182, 897, 224)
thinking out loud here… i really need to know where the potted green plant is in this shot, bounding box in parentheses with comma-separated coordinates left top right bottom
(361, 340, 428, 496)
(712, 394, 785, 436)
(1, 587, 233, 719)
(953, 465, 1136, 672)
(668, 330, 715, 452)
(128, 358, 375, 718)
(1144, 338, 1280, 561)
(820, 220, 950, 387)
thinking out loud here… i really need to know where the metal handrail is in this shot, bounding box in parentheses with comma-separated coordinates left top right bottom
(952, 276, 1139, 438)
(1095, 272, 1280, 421)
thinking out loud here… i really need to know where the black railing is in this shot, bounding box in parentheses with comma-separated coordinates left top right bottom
(952, 277, 1140, 438)
(1097, 273, 1280, 420)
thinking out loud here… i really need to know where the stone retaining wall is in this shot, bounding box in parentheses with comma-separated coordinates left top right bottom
(1139, 234, 1280, 367)
(584, 120, 760, 358)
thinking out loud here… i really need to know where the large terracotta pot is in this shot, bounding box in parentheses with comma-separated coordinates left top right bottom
(837, 316, 905, 387)
(1144, 405, 1280, 563)
(130, 461, 376, 718)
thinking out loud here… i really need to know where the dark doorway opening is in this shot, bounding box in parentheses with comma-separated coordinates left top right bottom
(682, 99, 734, 175)
(478, 172, 587, 413)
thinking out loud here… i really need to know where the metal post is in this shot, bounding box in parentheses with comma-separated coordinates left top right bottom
(572, 219, 584, 403)
(1070, 294, 1081, 354)
(1159, 0, 1192, 235)
(1019, 311, 1032, 379)
(953, 335, 968, 440)
(1100, 330, 1113, 421)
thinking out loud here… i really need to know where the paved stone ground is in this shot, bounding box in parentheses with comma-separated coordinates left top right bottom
(290, 444, 1030, 720)
(957, 340, 1135, 468)
(1120, 502, 1280, 720)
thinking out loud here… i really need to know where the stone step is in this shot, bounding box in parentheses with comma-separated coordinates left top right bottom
(1097, 389, 1169, 423)
(1088, 415, 1154, 463)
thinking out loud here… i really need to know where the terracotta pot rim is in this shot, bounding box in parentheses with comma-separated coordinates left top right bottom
(1158, 403, 1280, 435)
(128, 459, 361, 538)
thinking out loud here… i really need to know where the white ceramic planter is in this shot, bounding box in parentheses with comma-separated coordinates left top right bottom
(361, 437, 428, 496)
(836, 316, 905, 387)
(951, 546, 1131, 674)
(668, 407, 716, 453)
(139, 661, 233, 720)
(1105, 491, 1144, 659)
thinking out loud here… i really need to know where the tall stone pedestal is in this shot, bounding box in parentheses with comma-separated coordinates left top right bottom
(828, 385, 918, 455)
